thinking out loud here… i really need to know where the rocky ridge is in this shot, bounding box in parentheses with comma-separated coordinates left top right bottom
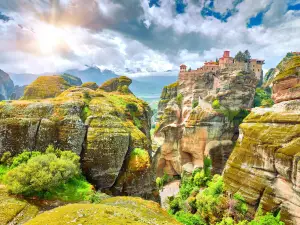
(223, 55, 300, 225)
(0, 76, 157, 200)
(155, 66, 258, 176)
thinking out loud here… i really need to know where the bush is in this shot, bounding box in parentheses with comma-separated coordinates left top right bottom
(42, 176, 94, 201)
(176, 93, 184, 105)
(196, 175, 226, 224)
(212, 99, 221, 109)
(126, 103, 138, 114)
(10, 150, 41, 168)
(248, 212, 285, 225)
(174, 211, 206, 225)
(234, 192, 248, 216)
(0, 165, 9, 182)
(5, 151, 80, 195)
(192, 100, 199, 109)
(254, 88, 274, 107)
(0, 152, 12, 165)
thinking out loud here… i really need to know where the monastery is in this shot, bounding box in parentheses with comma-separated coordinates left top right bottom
(179, 51, 264, 81)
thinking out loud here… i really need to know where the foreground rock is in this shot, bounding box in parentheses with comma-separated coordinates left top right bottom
(223, 55, 300, 225)
(155, 64, 258, 176)
(0, 185, 39, 225)
(0, 76, 157, 200)
(25, 197, 180, 225)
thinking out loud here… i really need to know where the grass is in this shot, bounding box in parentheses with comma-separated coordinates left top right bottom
(0, 165, 9, 183)
(41, 176, 94, 202)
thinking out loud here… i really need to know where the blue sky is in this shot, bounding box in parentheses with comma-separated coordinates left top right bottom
(0, 0, 300, 75)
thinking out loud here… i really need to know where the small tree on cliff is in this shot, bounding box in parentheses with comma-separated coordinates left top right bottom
(244, 50, 251, 61)
(234, 51, 245, 62)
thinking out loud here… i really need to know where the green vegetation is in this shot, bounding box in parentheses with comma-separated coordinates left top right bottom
(127, 148, 150, 172)
(212, 99, 221, 109)
(274, 55, 300, 82)
(168, 157, 284, 225)
(176, 93, 184, 105)
(192, 100, 199, 109)
(234, 50, 251, 62)
(126, 102, 142, 128)
(0, 145, 96, 202)
(156, 173, 174, 190)
(254, 88, 274, 107)
(26, 197, 181, 225)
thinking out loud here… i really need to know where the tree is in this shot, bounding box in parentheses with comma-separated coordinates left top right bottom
(234, 51, 245, 62)
(126, 103, 138, 114)
(244, 50, 251, 62)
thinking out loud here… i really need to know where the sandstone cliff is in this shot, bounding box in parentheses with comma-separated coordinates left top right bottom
(223, 55, 300, 225)
(155, 67, 258, 176)
(0, 69, 14, 100)
(0, 76, 157, 200)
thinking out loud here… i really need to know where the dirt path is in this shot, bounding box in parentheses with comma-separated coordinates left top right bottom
(159, 180, 180, 209)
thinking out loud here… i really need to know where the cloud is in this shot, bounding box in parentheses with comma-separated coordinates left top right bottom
(0, 0, 300, 75)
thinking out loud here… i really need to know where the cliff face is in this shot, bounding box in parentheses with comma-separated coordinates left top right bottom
(0, 69, 14, 100)
(223, 56, 300, 225)
(155, 67, 258, 176)
(0, 76, 157, 200)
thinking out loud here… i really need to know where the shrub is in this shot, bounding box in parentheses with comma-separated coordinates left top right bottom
(5, 151, 80, 195)
(196, 175, 226, 224)
(0, 152, 12, 165)
(10, 150, 41, 168)
(168, 196, 182, 214)
(234, 192, 248, 216)
(42, 176, 94, 201)
(126, 103, 138, 114)
(216, 217, 248, 225)
(174, 211, 206, 225)
(176, 93, 184, 105)
(254, 88, 274, 107)
(0, 165, 9, 182)
(212, 99, 221, 109)
(248, 212, 285, 225)
(192, 100, 199, 109)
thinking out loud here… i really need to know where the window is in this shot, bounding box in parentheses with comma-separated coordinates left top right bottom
(253, 69, 255, 71)
(258, 69, 260, 72)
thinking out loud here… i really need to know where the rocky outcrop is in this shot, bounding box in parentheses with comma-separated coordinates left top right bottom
(0, 69, 14, 100)
(272, 56, 300, 103)
(0, 77, 157, 200)
(0, 185, 39, 225)
(60, 73, 82, 86)
(25, 197, 181, 225)
(223, 55, 300, 225)
(155, 67, 258, 177)
(22, 76, 71, 100)
(99, 76, 132, 93)
(81, 82, 98, 90)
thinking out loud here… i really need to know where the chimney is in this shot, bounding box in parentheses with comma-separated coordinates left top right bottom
(223, 51, 230, 58)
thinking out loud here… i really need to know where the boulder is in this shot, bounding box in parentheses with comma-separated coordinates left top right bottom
(22, 76, 71, 100)
(0, 78, 157, 199)
(81, 82, 98, 90)
(99, 76, 132, 94)
(25, 197, 181, 225)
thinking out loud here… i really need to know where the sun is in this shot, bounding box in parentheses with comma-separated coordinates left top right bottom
(35, 25, 63, 54)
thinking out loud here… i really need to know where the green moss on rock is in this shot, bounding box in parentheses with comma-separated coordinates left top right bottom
(25, 197, 180, 225)
(22, 76, 71, 100)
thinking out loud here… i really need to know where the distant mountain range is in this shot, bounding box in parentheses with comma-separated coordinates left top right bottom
(9, 67, 178, 102)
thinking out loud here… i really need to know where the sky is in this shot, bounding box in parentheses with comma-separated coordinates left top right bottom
(0, 0, 300, 76)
